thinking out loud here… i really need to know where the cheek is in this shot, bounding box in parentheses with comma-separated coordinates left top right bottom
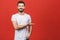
(17, 6, 22, 8)
(23, 7, 25, 9)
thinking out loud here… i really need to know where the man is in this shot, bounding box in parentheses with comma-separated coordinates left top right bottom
(11, 1, 32, 40)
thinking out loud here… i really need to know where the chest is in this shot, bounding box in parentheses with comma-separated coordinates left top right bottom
(16, 15, 29, 24)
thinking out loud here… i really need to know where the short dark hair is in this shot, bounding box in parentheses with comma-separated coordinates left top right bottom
(17, 1, 25, 6)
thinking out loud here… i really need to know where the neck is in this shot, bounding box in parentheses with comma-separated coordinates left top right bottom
(18, 11, 24, 15)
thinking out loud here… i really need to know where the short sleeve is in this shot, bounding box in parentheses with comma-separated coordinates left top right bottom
(11, 15, 16, 21)
(28, 15, 32, 23)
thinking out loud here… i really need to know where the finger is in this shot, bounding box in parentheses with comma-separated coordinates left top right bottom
(31, 23, 35, 25)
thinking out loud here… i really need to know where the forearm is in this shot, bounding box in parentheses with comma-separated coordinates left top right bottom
(29, 26, 32, 35)
(15, 24, 27, 30)
(18, 25, 27, 28)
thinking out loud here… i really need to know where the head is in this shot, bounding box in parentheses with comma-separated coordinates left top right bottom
(17, 1, 25, 13)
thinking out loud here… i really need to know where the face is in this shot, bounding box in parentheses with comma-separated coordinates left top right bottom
(17, 3, 25, 13)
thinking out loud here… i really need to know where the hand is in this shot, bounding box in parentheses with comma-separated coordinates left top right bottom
(24, 23, 29, 26)
(21, 23, 29, 27)
(28, 23, 35, 26)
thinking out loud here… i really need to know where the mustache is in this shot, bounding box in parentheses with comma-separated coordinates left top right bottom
(18, 8, 24, 12)
(19, 8, 23, 9)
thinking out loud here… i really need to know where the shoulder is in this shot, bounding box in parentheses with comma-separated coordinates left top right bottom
(11, 13, 18, 17)
(25, 13, 31, 17)
(24, 13, 31, 19)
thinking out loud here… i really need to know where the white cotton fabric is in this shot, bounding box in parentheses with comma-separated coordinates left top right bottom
(11, 13, 31, 40)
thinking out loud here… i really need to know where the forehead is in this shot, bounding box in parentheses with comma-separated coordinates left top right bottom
(18, 3, 24, 6)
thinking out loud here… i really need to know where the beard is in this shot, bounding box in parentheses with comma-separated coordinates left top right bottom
(18, 8, 24, 13)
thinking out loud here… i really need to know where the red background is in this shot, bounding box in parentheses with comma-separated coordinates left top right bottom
(0, 0, 60, 40)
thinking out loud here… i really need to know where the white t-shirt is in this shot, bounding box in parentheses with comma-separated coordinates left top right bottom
(11, 13, 31, 40)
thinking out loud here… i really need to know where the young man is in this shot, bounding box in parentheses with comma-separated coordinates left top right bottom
(11, 1, 32, 40)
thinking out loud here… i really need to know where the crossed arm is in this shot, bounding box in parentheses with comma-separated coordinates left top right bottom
(11, 21, 29, 30)
(11, 21, 32, 38)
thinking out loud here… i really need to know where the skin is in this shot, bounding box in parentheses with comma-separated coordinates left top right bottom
(11, 3, 32, 38)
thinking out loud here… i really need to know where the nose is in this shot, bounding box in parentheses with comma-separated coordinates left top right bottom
(18, 7, 24, 8)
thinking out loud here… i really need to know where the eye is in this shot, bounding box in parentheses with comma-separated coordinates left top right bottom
(22, 5, 24, 7)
